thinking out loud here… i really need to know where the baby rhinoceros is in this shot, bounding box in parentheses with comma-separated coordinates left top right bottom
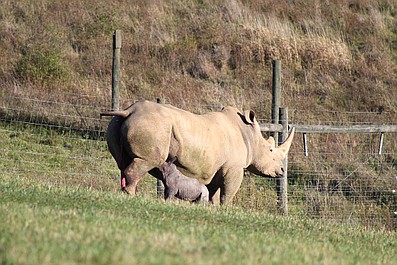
(159, 159, 209, 203)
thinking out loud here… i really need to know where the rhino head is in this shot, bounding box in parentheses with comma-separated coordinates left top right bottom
(243, 110, 295, 177)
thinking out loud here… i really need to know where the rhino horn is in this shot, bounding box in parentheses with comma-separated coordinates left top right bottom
(268, 136, 276, 147)
(277, 127, 295, 156)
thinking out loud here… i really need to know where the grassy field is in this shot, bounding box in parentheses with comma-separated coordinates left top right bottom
(1, 176, 396, 265)
(1, 122, 396, 265)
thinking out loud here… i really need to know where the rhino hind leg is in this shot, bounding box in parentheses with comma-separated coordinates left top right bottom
(106, 116, 125, 169)
(123, 157, 154, 196)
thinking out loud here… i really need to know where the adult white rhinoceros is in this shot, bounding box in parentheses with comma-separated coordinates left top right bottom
(101, 100, 295, 204)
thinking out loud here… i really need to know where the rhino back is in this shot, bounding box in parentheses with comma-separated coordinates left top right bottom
(121, 101, 250, 183)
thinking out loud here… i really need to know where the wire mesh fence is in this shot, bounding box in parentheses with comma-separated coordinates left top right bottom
(1, 91, 396, 230)
(287, 132, 396, 229)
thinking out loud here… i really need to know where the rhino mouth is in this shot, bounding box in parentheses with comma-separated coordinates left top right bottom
(271, 170, 284, 178)
(278, 167, 285, 176)
(247, 165, 283, 178)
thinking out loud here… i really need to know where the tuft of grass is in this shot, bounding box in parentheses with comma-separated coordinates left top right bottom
(15, 46, 70, 85)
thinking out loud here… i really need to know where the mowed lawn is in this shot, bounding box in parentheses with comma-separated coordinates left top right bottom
(0, 176, 395, 265)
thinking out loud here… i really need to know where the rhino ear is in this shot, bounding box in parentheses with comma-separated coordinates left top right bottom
(243, 110, 256, 125)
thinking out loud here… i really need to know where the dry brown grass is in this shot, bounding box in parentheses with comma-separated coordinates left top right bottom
(0, 0, 396, 115)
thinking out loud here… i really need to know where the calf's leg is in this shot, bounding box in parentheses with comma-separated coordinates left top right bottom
(199, 189, 209, 203)
(164, 187, 178, 201)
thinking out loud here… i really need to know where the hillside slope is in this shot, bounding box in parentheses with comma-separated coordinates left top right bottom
(0, 0, 396, 118)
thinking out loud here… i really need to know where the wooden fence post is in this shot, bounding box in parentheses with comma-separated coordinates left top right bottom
(278, 107, 289, 215)
(156, 98, 165, 199)
(112, 30, 121, 111)
(271, 60, 281, 144)
(271, 60, 288, 214)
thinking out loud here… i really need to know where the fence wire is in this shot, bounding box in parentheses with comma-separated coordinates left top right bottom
(286, 132, 396, 229)
(1, 92, 396, 230)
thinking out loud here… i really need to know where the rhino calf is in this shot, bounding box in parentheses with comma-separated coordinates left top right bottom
(159, 159, 209, 203)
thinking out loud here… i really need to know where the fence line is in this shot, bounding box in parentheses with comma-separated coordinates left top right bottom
(291, 124, 397, 133)
(1, 94, 396, 230)
(259, 123, 397, 133)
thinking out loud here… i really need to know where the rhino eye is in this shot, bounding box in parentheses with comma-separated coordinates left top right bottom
(270, 148, 274, 152)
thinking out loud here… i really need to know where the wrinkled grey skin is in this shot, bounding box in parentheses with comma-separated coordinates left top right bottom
(159, 159, 209, 203)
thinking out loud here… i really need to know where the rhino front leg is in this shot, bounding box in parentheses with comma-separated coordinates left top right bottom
(210, 189, 221, 205)
(220, 168, 244, 205)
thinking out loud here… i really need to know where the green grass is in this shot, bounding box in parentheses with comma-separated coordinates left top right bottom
(1, 176, 396, 265)
(0, 119, 396, 264)
(0, 120, 117, 189)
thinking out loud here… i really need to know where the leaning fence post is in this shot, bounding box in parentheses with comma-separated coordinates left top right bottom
(277, 107, 289, 215)
(378, 132, 384, 155)
(112, 30, 121, 111)
(156, 98, 165, 199)
(303, 132, 308, 156)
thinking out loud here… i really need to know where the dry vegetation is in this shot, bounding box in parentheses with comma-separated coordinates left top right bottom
(0, 0, 396, 116)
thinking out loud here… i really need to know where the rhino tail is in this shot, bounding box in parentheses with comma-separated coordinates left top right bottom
(100, 109, 131, 118)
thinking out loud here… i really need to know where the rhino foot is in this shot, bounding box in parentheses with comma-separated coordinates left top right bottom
(120, 186, 138, 197)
